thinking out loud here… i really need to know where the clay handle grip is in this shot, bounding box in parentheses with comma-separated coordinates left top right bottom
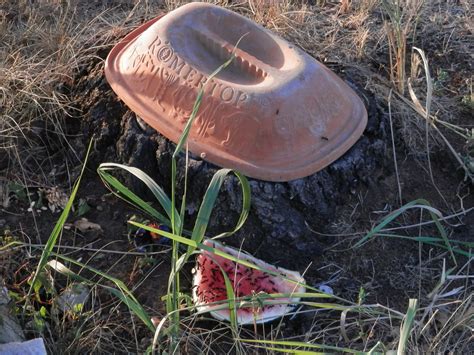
(194, 28, 269, 80)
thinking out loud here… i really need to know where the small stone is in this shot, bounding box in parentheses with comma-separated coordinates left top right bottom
(73, 218, 103, 233)
(0, 278, 25, 343)
(96, 205, 104, 211)
(0, 219, 6, 228)
(318, 284, 334, 295)
(55, 283, 90, 313)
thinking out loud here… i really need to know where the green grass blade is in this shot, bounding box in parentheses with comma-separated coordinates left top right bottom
(47, 260, 151, 324)
(97, 163, 180, 230)
(186, 169, 250, 258)
(28, 139, 93, 299)
(354, 199, 456, 263)
(98, 169, 169, 223)
(168, 158, 180, 346)
(46, 260, 90, 284)
(50, 253, 155, 332)
(222, 264, 238, 333)
(397, 299, 418, 355)
(165, 252, 185, 340)
(239, 339, 367, 354)
(367, 341, 386, 355)
(246, 346, 327, 354)
(197, 252, 239, 331)
(170, 158, 178, 234)
(299, 302, 357, 311)
(171, 34, 246, 158)
(213, 171, 251, 240)
(191, 294, 356, 318)
(373, 233, 472, 257)
(178, 145, 190, 236)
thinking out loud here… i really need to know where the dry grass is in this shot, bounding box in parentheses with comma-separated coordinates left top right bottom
(0, 0, 472, 353)
(0, 1, 149, 186)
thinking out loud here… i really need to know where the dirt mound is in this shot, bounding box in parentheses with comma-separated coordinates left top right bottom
(71, 55, 388, 267)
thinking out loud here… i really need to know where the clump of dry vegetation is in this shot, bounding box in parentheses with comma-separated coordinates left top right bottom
(0, 0, 472, 353)
(0, 1, 143, 186)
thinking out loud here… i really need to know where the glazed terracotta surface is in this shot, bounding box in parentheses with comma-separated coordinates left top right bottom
(105, 3, 368, 181)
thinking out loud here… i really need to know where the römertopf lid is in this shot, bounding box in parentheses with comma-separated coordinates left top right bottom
(105, 3, 367, 181)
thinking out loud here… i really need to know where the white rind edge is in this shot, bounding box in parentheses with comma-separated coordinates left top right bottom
(192, 239, 306, 325)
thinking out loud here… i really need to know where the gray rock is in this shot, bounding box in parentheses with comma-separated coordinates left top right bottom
(0, 338, 47, 355)
(0, 278, 24, 344)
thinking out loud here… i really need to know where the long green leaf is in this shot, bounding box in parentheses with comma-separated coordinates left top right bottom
(187, 169, 250, 258)
(28, 139, 93, 299)
(50, 253, 155, 332)
(239, 339, 368, 354)
(47, 260, 151, 324)
(354, 199, 455, 263)
(373, 233, 472, 257)
(246, 346, 327, 354)
(172, 34, 246, 158)
(397, 299, 418, 355)
(98, 163, 180, 230)
(221, 262, 238, 333)
(98, 169, 169, 224)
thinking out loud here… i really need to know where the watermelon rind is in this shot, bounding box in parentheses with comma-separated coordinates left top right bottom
(192, 239, 306, 325)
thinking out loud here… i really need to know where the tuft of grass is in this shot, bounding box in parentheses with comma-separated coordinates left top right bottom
(381, 0, 424, 95)
(407, 47, 474, 183)
(353, 199, 465, 263)
(1, 3, 113, 185)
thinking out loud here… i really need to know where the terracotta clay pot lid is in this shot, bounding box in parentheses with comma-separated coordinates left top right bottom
(105, 3, 367, 181)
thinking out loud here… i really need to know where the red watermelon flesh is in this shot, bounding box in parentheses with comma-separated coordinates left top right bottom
(192, 239, 306, 324)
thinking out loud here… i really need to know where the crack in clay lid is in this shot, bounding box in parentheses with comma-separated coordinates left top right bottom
(105, 3, 368, 181)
